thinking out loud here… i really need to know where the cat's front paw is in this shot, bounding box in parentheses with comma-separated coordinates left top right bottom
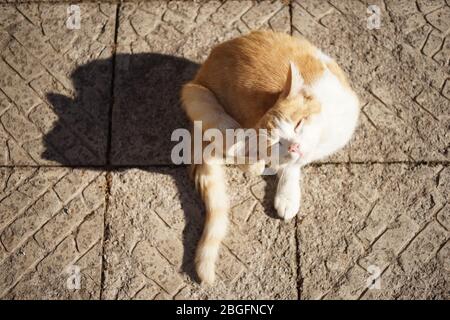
(274, 192, 300, 221)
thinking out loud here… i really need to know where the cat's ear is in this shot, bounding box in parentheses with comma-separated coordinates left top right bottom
(282, 61, 304, 99)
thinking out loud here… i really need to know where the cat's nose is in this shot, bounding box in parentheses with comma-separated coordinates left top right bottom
(288, 143, 300, 154)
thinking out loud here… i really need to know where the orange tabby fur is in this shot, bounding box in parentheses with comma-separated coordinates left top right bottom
(192, 31, 324, 128)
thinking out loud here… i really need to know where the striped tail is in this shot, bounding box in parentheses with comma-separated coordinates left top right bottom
(191, 162, 228, 284)
(181, 82, 236, 284)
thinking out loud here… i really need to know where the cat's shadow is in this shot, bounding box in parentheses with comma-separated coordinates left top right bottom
(43, 53, 278, 284)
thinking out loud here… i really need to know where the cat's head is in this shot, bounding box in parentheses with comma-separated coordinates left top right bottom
(259, 62, 323, 169)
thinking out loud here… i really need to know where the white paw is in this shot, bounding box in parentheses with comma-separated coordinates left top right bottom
(274, 192, 300, 221)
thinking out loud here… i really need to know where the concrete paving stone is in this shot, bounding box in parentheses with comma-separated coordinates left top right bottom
(404, 12, 427, 34)
(399, 221, 448, 273)
(294, 1, 450, 162)
(361, 240, 450, 299)
(422, 30, 445, 57)
(417, 0, 447, 14)
(437, 204, 449, 230)
(294, 0, 333, 18)
(425, 6, 450, 33)
(102, 167, 297, 299)
(405, 24, 433, 51)
(0, 167, 66, 231)
(292, 1, 329, 38)
(358, 215, 420, 270)
(298, 164, 449, 299)
(323, 265, 369, 300)
(3, 237, 103, 300)
(442, 79, 450, 99)
(433, 36, 450, 66)
(437, 240, 449, 272)
(102, 163, 448, 300)
(0, 168, 106, 299)
(111, 0, 290, 165)
(0, 3, 116, 165)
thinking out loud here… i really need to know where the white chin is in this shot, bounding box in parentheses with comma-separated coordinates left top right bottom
(287, 154, 300, 163)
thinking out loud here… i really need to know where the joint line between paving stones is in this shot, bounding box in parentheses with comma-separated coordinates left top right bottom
(294, 216, 302, 299)
(8, 0, 122, 4)
(0, 160, 448, 170)
(99, 2, 120, 300)
(106, 3, 120, 167)
(3, 28, 107, 163)
(288, 0, 293, 36)
(289, 1, 303, 300)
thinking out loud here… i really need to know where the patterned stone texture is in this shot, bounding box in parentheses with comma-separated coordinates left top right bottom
(0, 168, 106, 299)
(102, 167, 297, 299)
(0, 3, 115, 165)
(298, 164, 449, 299)
(111, 0, 290, 165)
(292, 0, 450, 162)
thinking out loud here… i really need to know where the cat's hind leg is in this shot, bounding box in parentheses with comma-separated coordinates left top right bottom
(181, 82, 239, 132)
(274, 164, 301, 220)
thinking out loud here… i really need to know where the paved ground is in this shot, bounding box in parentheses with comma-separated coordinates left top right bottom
(0, 0, 448, 300)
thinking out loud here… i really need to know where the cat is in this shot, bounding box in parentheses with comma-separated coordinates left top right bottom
(181, 30, 360, 284)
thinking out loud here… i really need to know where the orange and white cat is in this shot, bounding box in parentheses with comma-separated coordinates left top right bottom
(181, 31, 359, 284)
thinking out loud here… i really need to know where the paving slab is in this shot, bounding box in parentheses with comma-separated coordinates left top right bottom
(292, 0, 450, 162)
(109, 0, 450, 165)
(103, 163, 449, 300)
(102, 167, 297, 299)
(0, 3, 115, 165)
(298, 164, 449, 299)
(0, 167, 106, 299)
(110, 0, 290, 165)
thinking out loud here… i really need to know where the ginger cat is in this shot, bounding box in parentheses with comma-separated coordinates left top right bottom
(181, 31, 359, 284)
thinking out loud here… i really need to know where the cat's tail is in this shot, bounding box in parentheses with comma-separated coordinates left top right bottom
(181, 83, 234, 284)
(191, 162, 228, 284)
